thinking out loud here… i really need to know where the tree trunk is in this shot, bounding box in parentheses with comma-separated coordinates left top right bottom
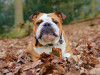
(14, 0, 24, 26)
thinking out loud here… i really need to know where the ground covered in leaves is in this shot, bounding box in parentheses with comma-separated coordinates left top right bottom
(0, 19, 100, 75)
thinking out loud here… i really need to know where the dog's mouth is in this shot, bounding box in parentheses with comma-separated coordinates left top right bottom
(39, 27, 58, 39)
(39, 32, 57, 39)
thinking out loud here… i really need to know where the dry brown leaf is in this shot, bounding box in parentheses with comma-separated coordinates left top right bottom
(6, 72, 13, 75)
(0, 51, 7, 59)
(89, 68, 100, 75)
(7, 62, 16, 69)
(52, 48, 62, 58)
(26, 70, 33, 75)
(23, 60, 42, 71)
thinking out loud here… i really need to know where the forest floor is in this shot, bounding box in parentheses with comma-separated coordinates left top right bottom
(0, 18, 100, 75)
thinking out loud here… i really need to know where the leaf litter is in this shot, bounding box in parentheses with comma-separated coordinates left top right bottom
(0, 20, 100, 75)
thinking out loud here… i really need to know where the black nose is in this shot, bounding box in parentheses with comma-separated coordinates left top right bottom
(44, 23, 51, 27)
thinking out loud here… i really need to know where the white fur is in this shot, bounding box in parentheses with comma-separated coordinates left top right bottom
(39, 14, 52, 21)
(34, 46, 52, 54)
(54, 34, 66, 56)
(36, 14, 53, 38)
(34, 35, 70, 58)
(64, 53, 71, 58)
(36, 14, 59, 45)
(38, 37, 60, 45)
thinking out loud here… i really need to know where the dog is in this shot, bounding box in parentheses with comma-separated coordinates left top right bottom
(27, 11, 73, 61)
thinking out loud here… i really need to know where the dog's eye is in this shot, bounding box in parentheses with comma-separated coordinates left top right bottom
(53, 21, 58, 24)
(36, 22, 42, 26)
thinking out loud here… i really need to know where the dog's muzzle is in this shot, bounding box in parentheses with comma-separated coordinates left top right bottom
(39, 23, 58, 39)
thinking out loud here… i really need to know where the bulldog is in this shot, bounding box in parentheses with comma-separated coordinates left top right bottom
(27, 11, 73, 61)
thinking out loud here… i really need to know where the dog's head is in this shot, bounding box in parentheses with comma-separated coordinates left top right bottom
(29, 12, 66, 45)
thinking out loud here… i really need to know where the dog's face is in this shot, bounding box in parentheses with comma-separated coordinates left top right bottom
(30, 12, 66, 45)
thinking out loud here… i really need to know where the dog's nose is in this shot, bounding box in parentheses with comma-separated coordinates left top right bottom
(44, 23, 51, 27)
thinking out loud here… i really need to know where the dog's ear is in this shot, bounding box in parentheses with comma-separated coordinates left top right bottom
(54, 11, 66, 20)
(29, 12, 40, 21)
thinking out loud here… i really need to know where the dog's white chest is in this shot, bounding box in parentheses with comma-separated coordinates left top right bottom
(34, 46, 52, 54)
(33, 35, 71, 58)
(33, 39, 66, 56)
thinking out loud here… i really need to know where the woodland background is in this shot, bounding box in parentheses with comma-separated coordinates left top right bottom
(0, 0, 100, 38)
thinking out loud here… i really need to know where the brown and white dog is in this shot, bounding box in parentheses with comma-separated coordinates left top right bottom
(27, 12, 72, 61)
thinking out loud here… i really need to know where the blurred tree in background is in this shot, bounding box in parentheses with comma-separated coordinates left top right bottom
(0, 0, 100, 38)
(14, 0, 24, 26)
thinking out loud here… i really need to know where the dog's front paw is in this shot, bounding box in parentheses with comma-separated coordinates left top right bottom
(64, 53, 71, 58)
(63, 53, 73, 61)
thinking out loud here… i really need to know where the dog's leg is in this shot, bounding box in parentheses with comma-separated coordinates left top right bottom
(62, 31, 73, 60)
(26, 41, 39, 61)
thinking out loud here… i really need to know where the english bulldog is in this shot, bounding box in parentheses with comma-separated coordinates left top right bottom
(27, 11, 73, 61)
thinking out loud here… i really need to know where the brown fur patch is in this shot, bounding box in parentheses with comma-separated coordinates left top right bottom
(33, 13, 44, 35)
